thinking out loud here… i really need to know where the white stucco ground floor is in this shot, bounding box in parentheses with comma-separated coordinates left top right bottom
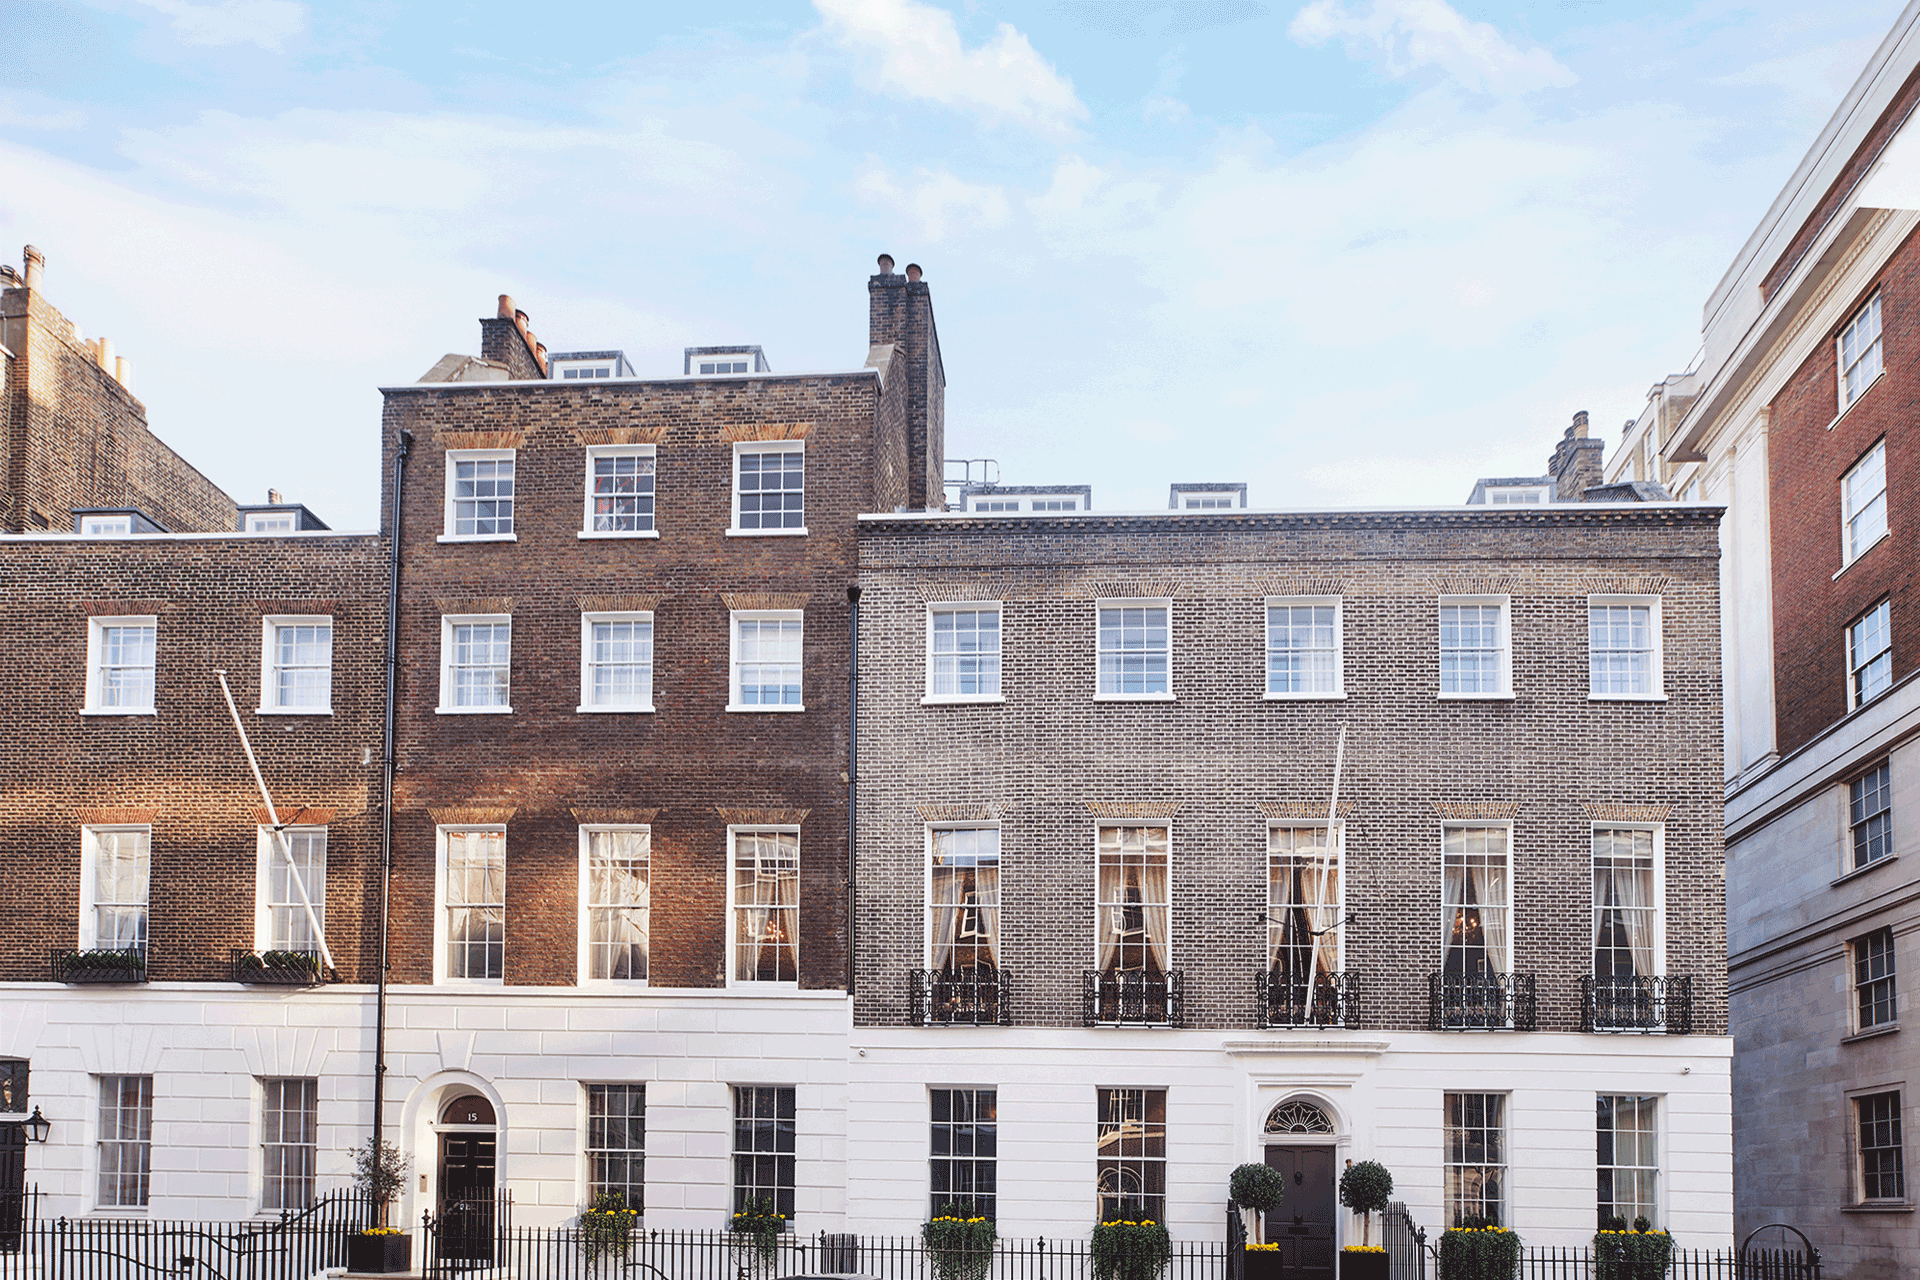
(0, 985, 1732, 1250)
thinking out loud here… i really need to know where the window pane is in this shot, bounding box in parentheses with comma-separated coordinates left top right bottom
(588, 1084, 647, 1211)
(446, 831, 505, 979)
(1596, 1094, 1657, 1226)
(99, 624, 156, 709)
(1097, 826, 1170, 975)
(737, 450, 805, 530)
(1855, 927, 1898, 1031)
(930, 1088, 997, 1218)
(590, 619, 655, 708)
(733, 832, 799, 982)
(1850, 602, 1893, 706)
(930, 608, 1003, 697)
(587, 829, 650, 981)
(273, 623, 333, 708)
(737, 616, 803, 706)
(1859, 1092, 1906, 1201)
(1096, 1088, 1165, 1222)
(1851, 763, 1893, 869)
(452, 456, 515, 536)
(930, 828, 1001, 971)
(267, 829, 327, 953)
(1439, 604, 1503, 695)
(732, 1086, 796, 1220)
(1444, 1092, 1506, 1226)
(262, 1078, 318, 1210)
(93, 829, 151, 955)
(591, 454, 657, 533)
(1098, 606, 1170, 696)
(452, 621, 512, 708)
(1267, 605, 1337, 694)
(1589, 604, 1654, 697)
(97, 1075, 154, 1208)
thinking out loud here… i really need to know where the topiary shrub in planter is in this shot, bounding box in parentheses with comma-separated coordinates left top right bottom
(1437, 1222, 1520, 1280)
(1594, 1216, 1674, 1280)
(580, 1192, 639, 1258)
(1338, 1161, 1394, 1247)
(1091, 1217, 1172, 1280)
(924, 1202, 996, 1280)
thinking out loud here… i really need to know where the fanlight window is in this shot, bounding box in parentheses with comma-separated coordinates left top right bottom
(440, 1094, 496, 1126)
(1264, 1099, 1333, 1135)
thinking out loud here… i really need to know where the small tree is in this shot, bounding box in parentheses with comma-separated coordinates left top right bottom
(1228, 1163, 1285, 1244)
(1338, 1161, 1394, 1247)
(352, 1138, 411, 1230)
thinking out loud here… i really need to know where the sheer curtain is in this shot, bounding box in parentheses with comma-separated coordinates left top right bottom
(1138, 859, 1170, 973)
(1097, 859, 1127, 970)
(930, 865, 964, 971)
(972, 862, 1000, 968)
(1615, 861, 1654, 978)
(1479, 857, 1509, 976)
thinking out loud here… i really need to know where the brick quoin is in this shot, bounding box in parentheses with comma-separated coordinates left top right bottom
(1768, 225, 1920, 755)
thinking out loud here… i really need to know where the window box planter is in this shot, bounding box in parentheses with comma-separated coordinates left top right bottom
(230, 948, 326, 986)
(1242, 1248, 1282, 1280)
(346, 1231, 411, 1274)
(1339, 1247, 1388, 1280)
(50, 947, 148, 984)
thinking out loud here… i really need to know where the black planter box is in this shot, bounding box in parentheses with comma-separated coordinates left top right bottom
(346, 1233, 412, 1273)
(1340, 1250, 1389, 1280)
(1243, 1251, 1282, 1280)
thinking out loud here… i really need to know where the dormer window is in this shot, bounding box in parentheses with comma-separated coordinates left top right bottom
(82, 516, 132, 537)
(561, 365, 614, 379)
(1483, 486, 1548, 505)
(1170, 483, 1247, 510)
(685, 346, 769, 376)
(699, 358, 749, 375)
(246, 513, 294, 533)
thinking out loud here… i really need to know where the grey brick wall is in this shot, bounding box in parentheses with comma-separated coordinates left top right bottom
(852, 507, 1727, 1034)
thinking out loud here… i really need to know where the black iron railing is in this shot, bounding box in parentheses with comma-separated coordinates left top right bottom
(1582, 975, 1694, 1034)
(1083, 970, 1184, 1026)
(910, 968, 1011, 1026)
(1427, 973, 1536, 1030)
(49, 948, 148, 984)
(1256, 971, 1358, 1028)
(0, 1190, 374, 1275)
(231, 948, 328, 986)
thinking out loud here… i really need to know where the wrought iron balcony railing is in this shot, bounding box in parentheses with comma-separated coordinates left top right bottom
(1428, 972, 1537, 1030)
(1582, 975, 1694, 1034)
(50, 947, 149, 984)
(909, 967, 1011, 1025)
(1083, 969, 1185, 1026)
(231, 948, 328, 986)
(1257, 970, 1359, 1028)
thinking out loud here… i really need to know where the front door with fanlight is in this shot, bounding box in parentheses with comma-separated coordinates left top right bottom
(437, 1094, 497, 1263)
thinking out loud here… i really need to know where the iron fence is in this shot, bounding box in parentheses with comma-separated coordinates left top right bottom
(1082, 970, 1186, 1027)
(0, 1191, 376, 1280)
(1581, 976, 1695, 1035)
(1427, 973, 1538, 1031)
(425, 1223, 1229, 1280)
(910, 969, 1012, 1026)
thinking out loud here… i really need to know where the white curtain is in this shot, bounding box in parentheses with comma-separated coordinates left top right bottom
(1479, 859, 1509, 976)
(930, 865, 964, 970)
(1305, 834, 1340, 982)
(1096, 860, 1127, 970)
(1138, 860, 1170, 972)
(972, 863, 1001, 967)
(1613, 862, 1655, 978)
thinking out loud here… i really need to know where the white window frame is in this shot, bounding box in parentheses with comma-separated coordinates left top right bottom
(96, 1074, 154, 1210)
(924, 601, 1005, 704)
(578, 825, 651, 986)
(581, 444, 660, 540)
(83, 615, 158, 715)
(581, 1082, 647, 1213)
(1267, 822, 1345, 977)
(1596, 1094, 1661, 1227)
(579, 611, 655, 713)
(253, 825, 328, 955)
(433, 824, 507, 986)
(1853, 927, 1899, 1035)
(1439, 821, 1515, 977)
(258, 615, 333, 715)
(1179, 494, 1238, 509)
(1851, 1087, 1909, 1206)
(78, 825, 151, 955)
(727, 826, 801, 988)
(1848, 600, 1894, 711)
(1436, 595, 1513, 700)
(1264, 596, 1345, 700)
(1443, 1090, 1509, 1228)
(440, 448, 518, 542)
(1094, 598, 1174, 702)
(728, 440, 807, 537)
(439, 614, 513, 714)
(924, 823, 1003, 970)
(729, 610, 805, 713)
(1842, 438, 1889, 565)
(1092, 821, 1173, 973)
(1838, 292, 1885, 414)
(81, 515, 133, 537)
(970, 499, 1023, 514)
(1587, 595, 1665, 701)
(1483, 486, 1549, 505)
(245, 513, 295, 534)
(259, 1076, 319, 1212)
(1027, 496, 1080, 511)
(1589, 823, 1667, 979)
(558, 363, 616, 379)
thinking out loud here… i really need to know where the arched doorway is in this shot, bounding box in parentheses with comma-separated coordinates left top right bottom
(436, 1093, 497, 1263)
(1262, 1098, 1337, 1280)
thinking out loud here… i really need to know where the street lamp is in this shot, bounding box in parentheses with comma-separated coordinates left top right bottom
(22, 1106, 50, 1144)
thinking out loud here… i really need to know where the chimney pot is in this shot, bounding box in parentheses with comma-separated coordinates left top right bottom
(905, 263, 923, 282)
(876, 253, 895, 274)
(514, 310, 529, 329)
(268, 488, 283, 504)
(497, 295, 515, 319)
(114, 356, 133, 389)
(23, 245, 43, 290)
(1572, 409, 1589, 437)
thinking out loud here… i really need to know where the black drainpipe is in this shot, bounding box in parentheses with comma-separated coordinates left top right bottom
(372, 428, 411, 1198)
(846, 584, 861, 997)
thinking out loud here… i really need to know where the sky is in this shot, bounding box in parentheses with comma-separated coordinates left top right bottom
(0, 0, 1905, 529)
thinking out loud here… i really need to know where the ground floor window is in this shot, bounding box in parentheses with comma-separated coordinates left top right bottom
(97, 1075, 154, 1209)
(261, 1077, 317, 1211)
(930, 1088, 997, 1219)
(733, 1086, 795, 1221)
(586, 1084, 646, 1211)
(1858, 1092, 1907, 1203)
(1095, 1087, 1166, 1223)
(1444, 1092, 1506, 1227)
(1596, 1094, 1656, 1226)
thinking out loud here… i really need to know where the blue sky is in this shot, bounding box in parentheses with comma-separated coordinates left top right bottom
(0, 0, 1902, 527)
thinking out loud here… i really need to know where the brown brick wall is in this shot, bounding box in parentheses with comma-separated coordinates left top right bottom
(1, 285, 236, 533)
(1768, 228, 1920, 755)
(0, 534, 388, 982)
(868, 272, 944, 511)
(853, 509, 1728, 1035)
(380, 369, 892, 991)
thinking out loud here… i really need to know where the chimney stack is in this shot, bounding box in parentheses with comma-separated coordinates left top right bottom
(268, 488, 283, 505)
(22, 245, 43, 291)
(1548, 410, 1606, 501)
(869, 253, 946, 511)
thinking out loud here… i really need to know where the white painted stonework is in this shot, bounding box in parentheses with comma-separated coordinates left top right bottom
(3, 985, 1731, 1249)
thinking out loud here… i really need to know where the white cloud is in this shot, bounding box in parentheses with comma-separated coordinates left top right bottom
(856, 166, 1011, 240)
(1288, 0, 1575, 96)
(130, 0, 307, 51)
(0, 95, 87, 131)
(814, 0, 1088, 136)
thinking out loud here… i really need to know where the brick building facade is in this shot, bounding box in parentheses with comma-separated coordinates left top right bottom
(845, 504, 1731, 1252)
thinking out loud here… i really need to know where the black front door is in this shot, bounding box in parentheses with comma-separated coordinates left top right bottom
(1264, 1145, 1336, 1280)
(0, 1121, 23, 1252)
(438, 1133, 497, 1263)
